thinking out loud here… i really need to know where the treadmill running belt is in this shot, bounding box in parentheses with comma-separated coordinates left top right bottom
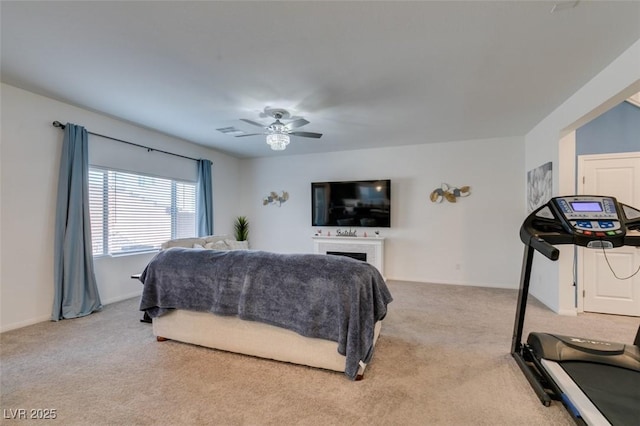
(560, 361, 640, 426)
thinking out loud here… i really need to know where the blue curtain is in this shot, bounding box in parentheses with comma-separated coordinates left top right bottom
(52, 123, 102, 321)
(196, 159, 213, 236)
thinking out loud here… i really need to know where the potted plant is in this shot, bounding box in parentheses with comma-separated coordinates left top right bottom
(234, 216, 249, 241)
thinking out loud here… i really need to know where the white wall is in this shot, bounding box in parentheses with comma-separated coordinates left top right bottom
(5, 37, 635, 331)
(239, 136, 525, 288)
(524, 38, 640, 314)
(0, 83, 242, 332)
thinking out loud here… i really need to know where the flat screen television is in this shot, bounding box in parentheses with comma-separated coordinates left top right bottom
(311, 179, 391, 227)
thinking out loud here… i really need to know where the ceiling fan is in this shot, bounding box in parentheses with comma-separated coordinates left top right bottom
(237, 107, 322, 151)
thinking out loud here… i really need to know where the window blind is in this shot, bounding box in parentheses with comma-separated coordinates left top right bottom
(88, 167, 196, 256)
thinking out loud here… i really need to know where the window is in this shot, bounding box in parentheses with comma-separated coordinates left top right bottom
(88, 167, 196, 256)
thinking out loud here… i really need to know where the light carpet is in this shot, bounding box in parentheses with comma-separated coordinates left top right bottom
(1, 280, 638, 425)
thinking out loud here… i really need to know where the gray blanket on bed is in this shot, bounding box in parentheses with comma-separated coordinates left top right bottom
(139, 248, 393, 379)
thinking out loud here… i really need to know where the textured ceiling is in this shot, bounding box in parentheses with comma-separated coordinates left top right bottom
(2, 1, 639, 158)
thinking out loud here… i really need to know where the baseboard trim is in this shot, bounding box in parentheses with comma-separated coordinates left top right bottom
(1, 292, 142, 334)
(1, 314, 51, 333)
(100, 291, 141, 306)
(385, 276, 518, 290)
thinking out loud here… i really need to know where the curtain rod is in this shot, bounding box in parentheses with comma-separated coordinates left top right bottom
(52, 121, 200, 162)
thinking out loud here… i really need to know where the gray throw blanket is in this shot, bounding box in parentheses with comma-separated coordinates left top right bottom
(139, 248, 393, 379)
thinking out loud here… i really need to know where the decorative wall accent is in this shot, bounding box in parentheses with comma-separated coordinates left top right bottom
(336, 229, 358, 237)
(263, 191, 289, 206)
(430, 183, 470, 203)
(527, 162, 552, 212)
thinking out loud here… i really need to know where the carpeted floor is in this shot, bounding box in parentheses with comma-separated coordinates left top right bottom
(1, 280, 638, 425)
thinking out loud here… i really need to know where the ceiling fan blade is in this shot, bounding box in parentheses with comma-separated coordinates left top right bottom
(235, 133, 263, 138)
(285, 118, 310, 129)
(289, 131, 322, 139)
(240, 118, 266, 128)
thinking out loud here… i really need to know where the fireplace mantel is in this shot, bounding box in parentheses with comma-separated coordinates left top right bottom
(312, 236, 385, 276)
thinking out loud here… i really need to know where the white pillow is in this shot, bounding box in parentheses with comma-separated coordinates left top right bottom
(193, 243, 205, 249)
(225, 239, 249, 250)
(203, 235, 232, 244)
(162, 237, 205, 249)
(205, 240, 229, 250)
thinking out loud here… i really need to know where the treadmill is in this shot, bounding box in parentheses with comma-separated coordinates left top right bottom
(511, 195, 640, 425)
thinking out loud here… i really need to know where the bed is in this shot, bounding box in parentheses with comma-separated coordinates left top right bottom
(139, 247, 393, 380)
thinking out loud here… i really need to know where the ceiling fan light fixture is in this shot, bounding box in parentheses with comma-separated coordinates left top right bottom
(238, 107, 320, 151)
(266, 133, 290, 151)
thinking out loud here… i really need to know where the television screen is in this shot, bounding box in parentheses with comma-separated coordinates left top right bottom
(312, 180, 391, 227)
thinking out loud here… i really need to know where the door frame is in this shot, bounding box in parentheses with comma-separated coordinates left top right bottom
(576, 151, 640, 313)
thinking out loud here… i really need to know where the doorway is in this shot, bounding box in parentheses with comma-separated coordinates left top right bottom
(577, 152, 640, 316)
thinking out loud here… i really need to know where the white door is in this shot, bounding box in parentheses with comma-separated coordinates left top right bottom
(578, 152, 640, 316)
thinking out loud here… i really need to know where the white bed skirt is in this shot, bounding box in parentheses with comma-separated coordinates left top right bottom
(153, 310, 382, 378)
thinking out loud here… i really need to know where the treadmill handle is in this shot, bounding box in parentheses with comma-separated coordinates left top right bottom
(530, 236, 560, 261)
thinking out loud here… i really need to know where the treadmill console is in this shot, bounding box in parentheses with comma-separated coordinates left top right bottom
(551, 195, 621, 234)
(522, 195, 640, 254)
